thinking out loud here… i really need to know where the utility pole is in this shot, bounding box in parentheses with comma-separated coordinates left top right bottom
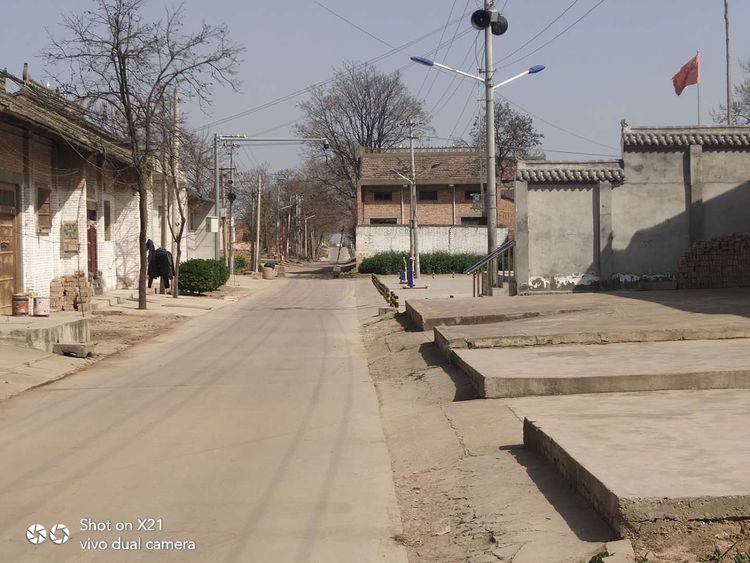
(254, 174, 262, 273)
(725, 0, 732, 125)
(304, 215, 316, 259)
(408, 121, 420, 278)
(226, 143, 237, 272)
(213, 133, 221, 260)
(483, 0, 498, 293)
(276, 178, 282, 260)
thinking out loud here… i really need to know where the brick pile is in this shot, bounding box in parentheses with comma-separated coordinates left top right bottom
(677, 232, 750, 289)
(49, 272, 93, 312)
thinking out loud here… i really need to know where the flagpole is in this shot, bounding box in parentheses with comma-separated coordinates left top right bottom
(725, 0, 731, 124)
(697, 50, 701, 126)
(697, 82, 701, 126)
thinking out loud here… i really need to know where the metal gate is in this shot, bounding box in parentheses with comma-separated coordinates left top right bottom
(0, 183, 17, 314)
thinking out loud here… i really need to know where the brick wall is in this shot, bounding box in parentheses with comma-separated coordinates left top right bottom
(359, 183, 514, 227)
(678, 232, 750, 288)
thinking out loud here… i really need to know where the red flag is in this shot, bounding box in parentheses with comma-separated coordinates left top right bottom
(672, 53, 700, 96)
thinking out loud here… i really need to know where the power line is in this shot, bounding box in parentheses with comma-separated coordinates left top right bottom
(420, 0, 469, 103)
(497, 0, 608, 70)
(428, 34, 477, 117)
(498, 93, 618, 150)
(416, 0, 460, 100)
(199, 9, 474, 130)
(494, 0, 581, 66)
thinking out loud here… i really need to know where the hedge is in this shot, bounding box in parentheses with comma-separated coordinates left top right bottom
(358, 251, 483, 275)
(179, 259, 230, 294)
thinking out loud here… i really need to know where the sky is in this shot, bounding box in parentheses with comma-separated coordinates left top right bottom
(2, 0, 749, 173)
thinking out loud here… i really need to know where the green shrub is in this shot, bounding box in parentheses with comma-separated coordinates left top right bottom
(234, 253, 247, 271)
(179, 259, 229, 294)
(359, 251, 408, 275)
(359, 251, 484, 275)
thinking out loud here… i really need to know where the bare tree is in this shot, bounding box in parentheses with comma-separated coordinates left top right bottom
(296, 61, 429, 228)
(713, 59, 750, 125)
(44, 0, 242, 308)
(472, 99, 544, 184)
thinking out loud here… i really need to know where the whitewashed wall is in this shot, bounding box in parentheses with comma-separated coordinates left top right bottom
(355, 225, 508, 264)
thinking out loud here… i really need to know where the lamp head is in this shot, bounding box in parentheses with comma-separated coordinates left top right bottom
(529, 65, 545, 74)
(410, 56, 434, 67)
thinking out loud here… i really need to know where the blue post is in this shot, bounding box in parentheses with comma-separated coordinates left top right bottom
(407, 257, 415, 289)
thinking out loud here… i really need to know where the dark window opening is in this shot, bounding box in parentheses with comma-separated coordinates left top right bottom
(418, 190, 438, 201)
(461, 216, 487, 226)
(370, 217, 397, 225)
(464, 190, 480, 202)
(373, 191, 393, 202)
(103, 201, 112, 241)
(37, 188, 52, 234)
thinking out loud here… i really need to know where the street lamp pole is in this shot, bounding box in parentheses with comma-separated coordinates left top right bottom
(410, 10, 544, 294)
(408, 121, 420, 278)
(484, 0, 498, 290)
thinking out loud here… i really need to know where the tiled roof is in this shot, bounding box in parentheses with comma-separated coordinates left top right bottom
(516, 160, 624, 183)
(359, 146, 515, 184)
(623, 125, 750, 148)
(0, 70, 132, 164)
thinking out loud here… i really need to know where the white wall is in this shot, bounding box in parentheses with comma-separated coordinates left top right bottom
(355, 225, 508, 263)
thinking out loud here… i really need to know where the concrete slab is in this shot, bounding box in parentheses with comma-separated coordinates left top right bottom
(407, 287, 750, 331)
(0, 314, 89, 352)
(0, 343, 86, 401)
(454, 339, 750, 398)
(508, 389, 750, 536)
(434, 305, 750, 351)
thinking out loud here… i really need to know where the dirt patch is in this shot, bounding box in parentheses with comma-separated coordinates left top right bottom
(89, 310, 184, 350)
(360, 311, 613, 563)
(631, 520, 750, 563)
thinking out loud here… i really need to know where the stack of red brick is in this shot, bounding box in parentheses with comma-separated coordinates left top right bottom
(49, 273, 94, 312)
(678, 232, 750, 289)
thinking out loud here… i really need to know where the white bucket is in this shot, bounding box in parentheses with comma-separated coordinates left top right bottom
(33, 297, 50, 317)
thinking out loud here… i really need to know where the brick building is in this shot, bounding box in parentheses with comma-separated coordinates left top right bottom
(355, 146, 514, 262)
(0, 66, 166, 313)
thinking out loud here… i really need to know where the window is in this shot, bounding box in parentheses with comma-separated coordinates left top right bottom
(370, 217, 397, 225)
(103, 201, 112, 241)
(461, 216, 487, 226)
(418, 190, 438, 201)
(373, 191, 393, 202)
(37, 188, 52, 234)
(464, 190, 480, 202)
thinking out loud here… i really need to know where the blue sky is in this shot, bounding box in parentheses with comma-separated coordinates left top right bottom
(3, 0, 748, 170)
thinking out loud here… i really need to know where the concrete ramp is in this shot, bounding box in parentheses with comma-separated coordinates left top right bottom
(454, 339, 750, 398)
(511, 390, 750, 536)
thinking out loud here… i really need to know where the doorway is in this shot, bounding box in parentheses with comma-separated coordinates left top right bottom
(87, 225, 98, 274)
(0, 183, 17, 314)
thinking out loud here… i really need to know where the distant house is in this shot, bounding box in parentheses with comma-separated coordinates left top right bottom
(0, 65, 170, 312)
(356, 146, 514, 263)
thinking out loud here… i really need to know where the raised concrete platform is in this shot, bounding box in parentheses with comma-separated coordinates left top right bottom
(510, 390, 750, 536)
(408, 287, 750, 331)
(435, 306, 750, 352)
(454, 339, 750, 398)
(0, 314, 89, 353)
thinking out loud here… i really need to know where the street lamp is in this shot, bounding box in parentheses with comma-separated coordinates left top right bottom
(391, 168, 418, 279)
(411, 23, 545, 294)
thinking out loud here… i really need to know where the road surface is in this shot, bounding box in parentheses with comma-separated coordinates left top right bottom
(0, 270, 406, 562)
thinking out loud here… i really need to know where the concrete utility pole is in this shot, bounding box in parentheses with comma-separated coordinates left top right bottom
(408, 121, 420, 278)
(304, 215, 316, 259)
(725, 0, 732, 125)
(484, 0, 498, 292)
(226, 143, 237, 272)
(254, 174, 262, 273)
(213, 133, 221, 260)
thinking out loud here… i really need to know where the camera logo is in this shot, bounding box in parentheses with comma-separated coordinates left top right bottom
(26, 524, 47, 545)
(49, 524, 70, 545)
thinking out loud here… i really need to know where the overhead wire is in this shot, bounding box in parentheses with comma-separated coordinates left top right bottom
(199, 7, 475, 130)
(416, 0, 459, 100)
(496, 0, 608, 70)
(494, 0, 581, 66)
(420, 0, 469, 103)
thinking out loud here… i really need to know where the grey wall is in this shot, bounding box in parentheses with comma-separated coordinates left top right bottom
(517, 145, 750, 292)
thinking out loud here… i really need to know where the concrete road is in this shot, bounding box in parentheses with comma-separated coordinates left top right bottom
(0, 272, 406, 562)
